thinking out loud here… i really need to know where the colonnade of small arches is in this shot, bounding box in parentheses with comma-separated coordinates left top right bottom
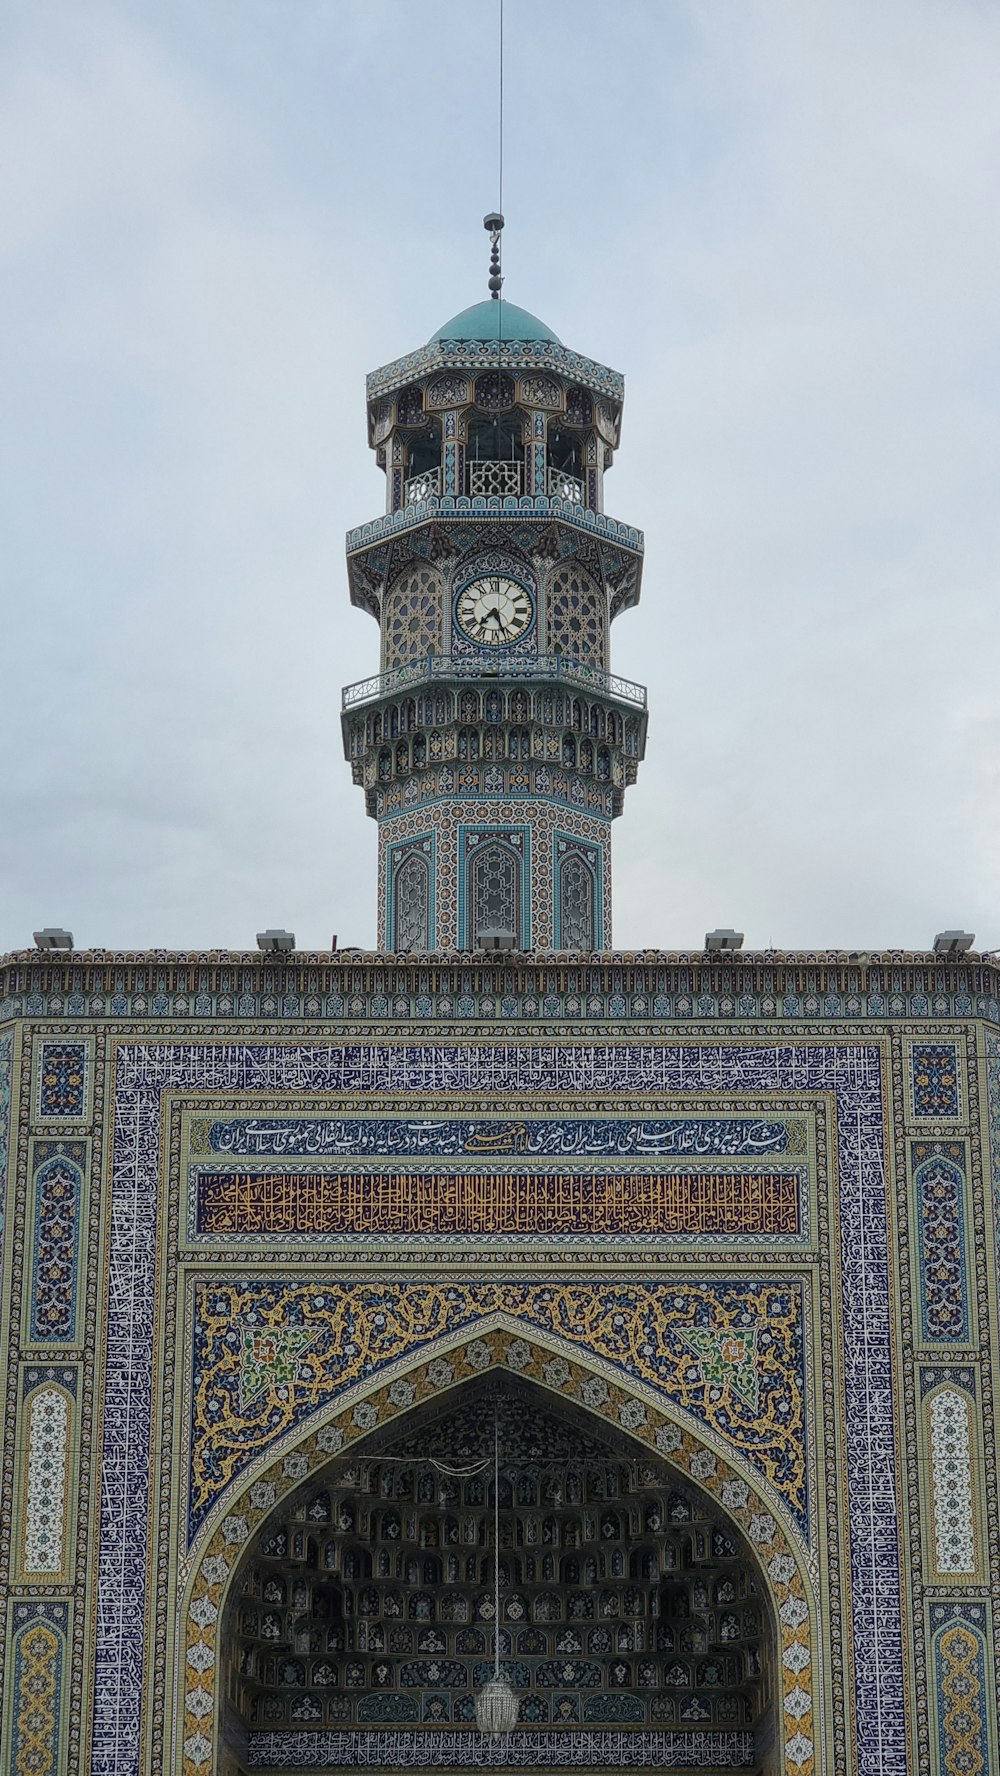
(346, 685, 641, 803)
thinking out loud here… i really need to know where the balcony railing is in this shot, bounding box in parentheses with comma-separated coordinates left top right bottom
(342, 653, 647, 711)
(547, 466, 584, 504)
(403, 466, 440, 504)
(402, 463, 586, 508)
(467, 460, 522, 497)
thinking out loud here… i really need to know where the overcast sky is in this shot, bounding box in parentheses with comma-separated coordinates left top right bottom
(3, 0, 999, 955)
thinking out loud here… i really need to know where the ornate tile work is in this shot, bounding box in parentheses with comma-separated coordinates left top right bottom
(377, 800, 612, 952)
(366, 339, 625, 407)
(678, 1327, 760, 1411)
(8, 1603, 67, 1776)
(546, 563, 607, 667)
(239, 1321, 319, 1411)
(913, 1150, 970, 1343)
(94, 1037, 902, 1776)
(95, 1036, 899, 1776)
(2, 953, 996, 1023)
(36, 1038, 88, 1118)
(931, 1606, 991, 1776)
(381, 566, 443, 671)
(28, 1141, 85, 1343)
(910, 1042, 961, 1119)
(21, 1384, 70, 1575)
(187, 1277, 807, 1540)
(928, 1389, 976, 1575)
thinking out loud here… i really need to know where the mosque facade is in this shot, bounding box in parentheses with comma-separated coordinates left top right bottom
(0, 287, 998, 1776)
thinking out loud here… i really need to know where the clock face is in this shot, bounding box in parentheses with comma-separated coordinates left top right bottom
(455, 575, 533, 647)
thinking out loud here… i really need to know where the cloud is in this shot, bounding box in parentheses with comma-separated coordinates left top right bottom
(2, 0, 999, 951)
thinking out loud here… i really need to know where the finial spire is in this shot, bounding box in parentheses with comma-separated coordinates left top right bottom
(484, 212, 504, 300)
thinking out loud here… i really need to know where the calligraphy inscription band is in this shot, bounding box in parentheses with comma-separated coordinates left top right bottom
(201, 1113, 797, 1159)
(195, 1168, 801, 1236)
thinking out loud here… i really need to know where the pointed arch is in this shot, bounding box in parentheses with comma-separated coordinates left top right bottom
(28, 1150, 83, 1343)
(913, 1155, 971, 1344)
(175, 1320, 820, 1776)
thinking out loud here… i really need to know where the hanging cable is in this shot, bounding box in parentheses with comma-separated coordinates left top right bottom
(494, 1400, 501, 1680)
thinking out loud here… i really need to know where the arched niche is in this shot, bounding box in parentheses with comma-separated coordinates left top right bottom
(177, 1329, 817, 1776)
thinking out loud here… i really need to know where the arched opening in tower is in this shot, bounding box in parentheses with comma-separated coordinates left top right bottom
(218, 1378, 778, 1773)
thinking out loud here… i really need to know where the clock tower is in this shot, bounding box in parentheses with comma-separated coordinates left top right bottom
(341, 245, 647, 953)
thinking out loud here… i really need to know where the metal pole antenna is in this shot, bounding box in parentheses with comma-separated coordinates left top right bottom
(498, 0, 504, 221)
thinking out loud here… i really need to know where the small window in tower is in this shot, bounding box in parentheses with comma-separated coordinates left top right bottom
(560, 854, 595, 953)
(466, 412, 524, 497)
(393, 851, 430, 953)
(405, 423, 442, 503)
(471, 843, 519, 945)
(547, 427, 584, 504)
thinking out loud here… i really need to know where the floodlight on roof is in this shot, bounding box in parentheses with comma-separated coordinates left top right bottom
(933, 930, 975, 956)
(705, 928, 744, 954)
(256, 929, 295, 952)
(34, 928, 74, 950)
(477, 929, 517, 952)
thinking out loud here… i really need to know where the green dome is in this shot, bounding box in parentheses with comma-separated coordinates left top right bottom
(430, 298, 561, 346)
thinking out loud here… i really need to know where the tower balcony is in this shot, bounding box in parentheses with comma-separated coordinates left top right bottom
(342, 653, 647, 714)
(341, 654, 648, 822)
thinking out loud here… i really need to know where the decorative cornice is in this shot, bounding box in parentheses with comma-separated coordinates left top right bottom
(366, 337, 624, 405)
(1, 950, 998, 1024)
(345, 495, 644, 560)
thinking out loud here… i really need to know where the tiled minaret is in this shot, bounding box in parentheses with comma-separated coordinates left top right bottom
(341, 244, 646, 953)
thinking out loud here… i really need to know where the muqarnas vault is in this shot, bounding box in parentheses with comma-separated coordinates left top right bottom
(1, 283, 999, 1776)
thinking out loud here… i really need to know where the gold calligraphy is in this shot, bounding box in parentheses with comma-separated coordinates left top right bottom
(196, 1168, 800, 1236)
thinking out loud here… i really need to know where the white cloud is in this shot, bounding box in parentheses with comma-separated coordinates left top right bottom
(2, 0, 999, 951)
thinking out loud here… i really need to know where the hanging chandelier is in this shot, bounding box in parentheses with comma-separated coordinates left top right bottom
(475, 1404, 519, 1738)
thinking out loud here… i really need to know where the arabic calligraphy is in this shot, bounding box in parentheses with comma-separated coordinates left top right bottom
(205, 1115, 792, 1160)
(195, 1169, 801, 1237)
